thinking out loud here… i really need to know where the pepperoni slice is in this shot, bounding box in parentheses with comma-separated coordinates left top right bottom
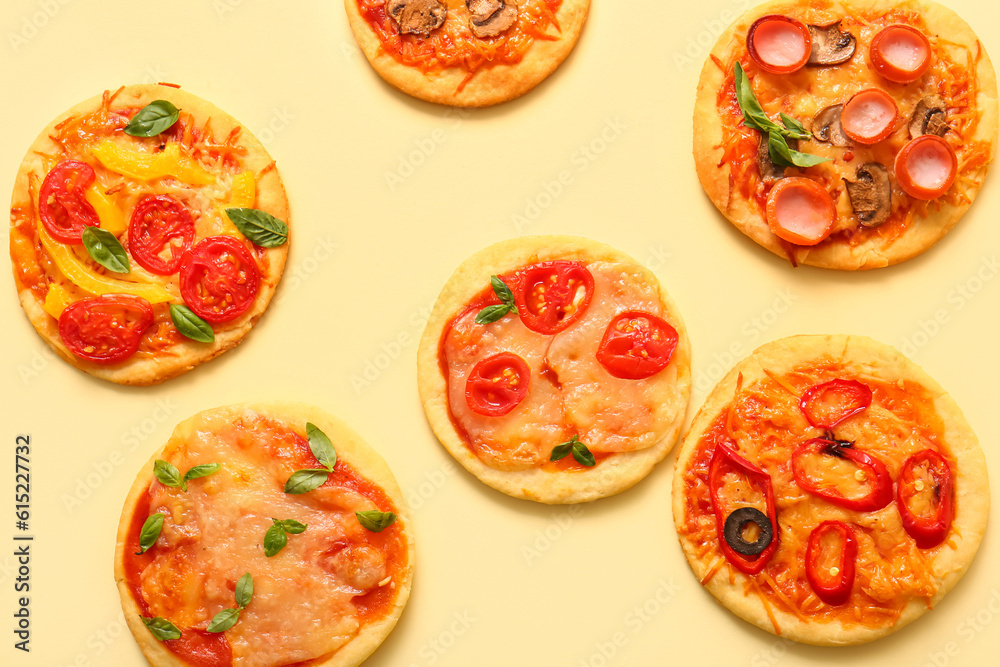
(870, 24, 932, 83)
(746, 15, 812, 75)
(765, 177, 836, 246)
(894, 135, 958, 200)
(840, 89, 899, 145)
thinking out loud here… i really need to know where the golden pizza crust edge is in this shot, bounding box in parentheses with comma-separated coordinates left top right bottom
(10, 84, 290, 386)
(114, 402, 414, 667)
(671, 334, 989, 645)
(416, 235, 691, 504)
(344, 0, 590, 107)
(692, 0, 999, 270)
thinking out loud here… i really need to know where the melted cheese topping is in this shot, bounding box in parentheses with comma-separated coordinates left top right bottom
(9, 87, 268, 356)
(442, 261, 681, 471)
(129, 411, 406, 667)
(678, 362, 950, 631)
(358, 0, 563, 90)
(713, 4, 991, 246)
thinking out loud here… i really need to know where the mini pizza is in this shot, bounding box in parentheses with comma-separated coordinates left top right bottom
(417, 236, 691, 504)
(114, 403, 413, 667)
(344, 0, 590, 106)
(693, 0, 999, 269)
(672, 334, 989, 645)
(9, 84, 290, 385)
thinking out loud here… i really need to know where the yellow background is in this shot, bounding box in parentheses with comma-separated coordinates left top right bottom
(2, 0, 999, 665)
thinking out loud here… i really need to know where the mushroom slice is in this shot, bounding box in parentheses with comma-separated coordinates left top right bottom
(757, 131, 792, 182)
(812, 105, 851, 147)
(908, 95, 950, 138)
(844, 162, 891, 228)
(807, 22, 857, 66)
(386, 0, 447, 37)
(467, 0, 518, 38)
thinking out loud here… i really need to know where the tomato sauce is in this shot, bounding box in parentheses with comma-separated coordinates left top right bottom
(678, 362, 952, 631)
(358, 0, 563, 90)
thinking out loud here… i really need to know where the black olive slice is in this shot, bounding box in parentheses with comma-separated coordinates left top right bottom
(724, 507, 774, 556)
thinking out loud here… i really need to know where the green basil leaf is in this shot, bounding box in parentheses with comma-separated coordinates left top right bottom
(170, 305, 215, 343)
(734, 63, 783, 136)
(235, 573, 253, 608)
(490, 275, 517, 311)
(124, 100, 180, 137)
(184, 462, 221, 482)
(306, 422, 337, 471)
(549, 442, 572, 462)
(136, 513, 165, 555)
(283, 469, 329, 495)
(779, 113, 812, 140)
(81, 226, 130, 273)
(475, 304, 511, 325)
(225, 208, 289, 248)
(263, 523, 288, 557)
(154, 460, 186, 491)
(142, 616, 181, 641)
(768, 132, 831, 169)
(355, 510, 397, 533)
(278, 519, 308, 534)
(206, 608, 240, 633)
(571, 441, 596, 467)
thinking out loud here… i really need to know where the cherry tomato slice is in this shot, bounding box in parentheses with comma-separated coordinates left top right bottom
(799, 379, 873, 428)
(513, 261, 595, 334)
(709, 441, 779, 575)
(164, 629, 232, 667)
(746, 15, 812, 75)
(840, 89, 899, 145)
(58, 294, 154, 364)
(465, 352, 531, 417)
(39, 160, 101, 244)
(894, 135, 958, 200)
(897, 449, 953, 549)
(870, 24, 931, 84)
(178, 236, 261, 323)
(596, 311, 678, 379)
(792, 438, 893, 512)
(128, 194, 195, 275)
(765, 177, 836, 246)
(806, 521, 857, 606)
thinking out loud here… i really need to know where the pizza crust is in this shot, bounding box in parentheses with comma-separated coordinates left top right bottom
(671, 334, 989, 645)
(114, 402, 414, 667)
(693, 0, 999, 269)
(417, 235, 691, 504)
(344, 0, 590, 107)
(9, 84, 289, 385)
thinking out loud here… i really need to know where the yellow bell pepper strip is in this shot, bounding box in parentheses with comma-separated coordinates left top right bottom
(38, 221, 172, 303)
(91, 140, 215, 186)
(84, 182, 127, 236)
(214, 170, 257, 236)
(228, 170, 256, 208)
(42, 283, 74, 319)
